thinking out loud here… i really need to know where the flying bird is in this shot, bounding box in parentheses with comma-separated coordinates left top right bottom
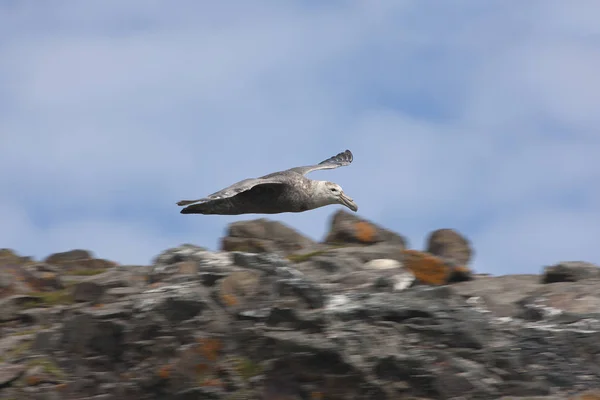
(177, 149, 357, 215)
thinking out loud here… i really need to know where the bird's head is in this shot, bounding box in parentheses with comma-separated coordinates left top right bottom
(318, 181, 358, 212)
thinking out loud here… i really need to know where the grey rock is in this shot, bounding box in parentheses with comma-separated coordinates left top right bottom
(221, 218, 317, 255)
(104, 287, 140, 299)
(133, 282, 208, 324)
(7, 239, 600, 400)
(311, 254, 363, 274)
(0, 295, 41, 321)
(275, 278, 325, 309)
(451, 275, 543, 318)
(32, 329, 58, 353)
(231, 251, 290, 275)
(73, 281, 105, 303)
(174, 387, 223, 399)
(18, 307, 53, 325)
(0, 363, 25, 388)
(542, 261, 600, 283)
(60, 313, 126, 361)
(44, 249, 92, 265)
(426, 228, 473, 267)
(325, 243, 407, 264)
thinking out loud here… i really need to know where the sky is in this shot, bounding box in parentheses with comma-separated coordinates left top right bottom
(1, 0, 599, 275)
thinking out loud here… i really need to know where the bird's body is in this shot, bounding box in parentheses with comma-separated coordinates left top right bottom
(177, 149, 357, 215)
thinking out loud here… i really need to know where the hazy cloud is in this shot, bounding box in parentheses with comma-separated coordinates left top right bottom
(1, 1, 599, 274)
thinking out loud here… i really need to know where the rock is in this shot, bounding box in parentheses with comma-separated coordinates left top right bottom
(32, 329, 59, 353)
(0, 248, 33, 268)
(265, 307, 326, 333)
(0, 250, 49, 298)
(541, 261, 600, 283)
(426, 228, 473, 266)
(217, 271, 261, 310)
(517, 278, 600, 316)
(571, 389, 600, 399)
(323, 243, 407, 264)
(221, 218, 317, 255)
(0, 295, 41, 321)
(231, 252, 291, 275)
(104, 287, 141, 300)
(401, 249, 472, 285)
(373, 272, 416, 292)
(150, 245, 235, 283)
(18, 307, 54, 325)
(44, 249, 117, 272)
(274, 278, 325, 309)
(174, 387, 223, 399)
(84, 267, 143, 288)
(245, 331, 387, 400)
(363, 259, 416, 292)
(374, 353, 497, 399)
(7, 223, 600, 400)
(60, 313, 126, 361)
(73, 281, 105, 303)
(323, 210, 407, 247)
(70, 267, 142, 304)
(310, 254, 363, 274)
(363, 259, 401, 270)
(21, 263, 64, 291)
(45, 249, 93, 264)
(451, 274, 543, 318)
(0, 363, 25, 388)
(153, 244, 208, 265)
(133, 282, 209, 324)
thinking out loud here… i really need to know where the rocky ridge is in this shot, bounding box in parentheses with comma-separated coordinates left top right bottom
(0, 210, 599, 399)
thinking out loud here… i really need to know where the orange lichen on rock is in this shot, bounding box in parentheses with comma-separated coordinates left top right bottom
(196, 337, 223, 362)
(55, 383, 68, 391)
(156, 364, 173, 379)
(571, 390, 600, 400)
(310, 392, 324, 400)
(221, 293, 238, 307)
(401, 250, 451, 285)
(354, 221, 377, 243)
(25, 375, 42, 385)
(195, 362, 210, 375)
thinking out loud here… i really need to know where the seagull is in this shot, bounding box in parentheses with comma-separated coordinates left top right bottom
(177, 149, 358, 215)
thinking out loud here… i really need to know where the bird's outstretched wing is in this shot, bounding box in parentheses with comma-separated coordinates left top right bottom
(176, 177, 285, 207)
(287, 149, 353, 176)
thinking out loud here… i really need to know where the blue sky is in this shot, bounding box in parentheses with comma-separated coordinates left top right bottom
(1, 1, 599, 275)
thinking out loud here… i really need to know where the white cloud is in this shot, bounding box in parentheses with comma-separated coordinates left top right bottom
(1, 1, 599, 274)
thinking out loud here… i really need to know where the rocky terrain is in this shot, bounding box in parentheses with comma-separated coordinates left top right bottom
(1, 210, 600, 400)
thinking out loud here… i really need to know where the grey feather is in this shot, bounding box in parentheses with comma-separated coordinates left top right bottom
(287, 149, 353, 175)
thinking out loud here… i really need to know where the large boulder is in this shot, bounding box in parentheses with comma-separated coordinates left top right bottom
(402, 249, 473, 285)
(0, 249, 36, 298)
(323, 210, 407, 247)
(44, 249, 117, 272)
(541, 261, 600, 283)
(220, 218, 317, 255)
(425, 228, 473, 267)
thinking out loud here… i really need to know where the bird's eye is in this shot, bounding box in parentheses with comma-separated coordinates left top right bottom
(330, 188, 337, 192)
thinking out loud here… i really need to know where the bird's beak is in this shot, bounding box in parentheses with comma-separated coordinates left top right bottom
(339, 192, 358, 212)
